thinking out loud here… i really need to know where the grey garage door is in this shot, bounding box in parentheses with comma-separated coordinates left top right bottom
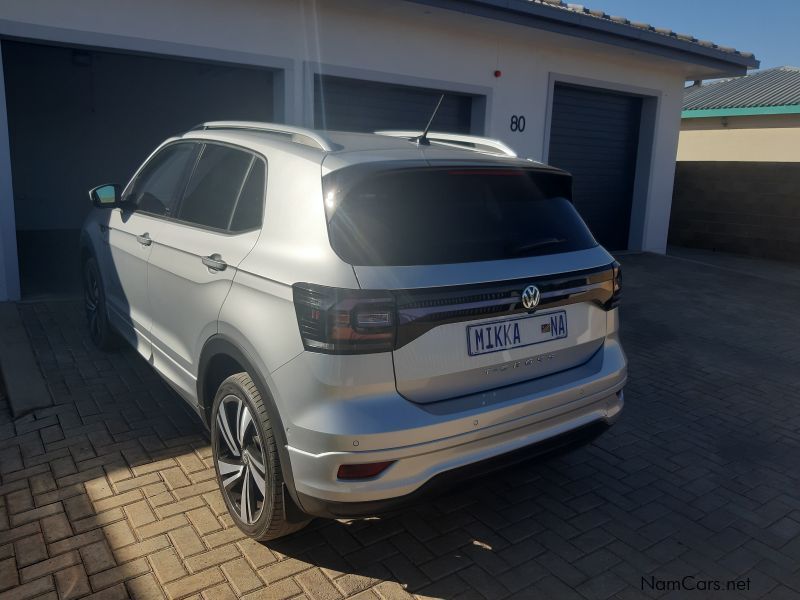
(2, 40, 276, 297)
(548, 83, 642, 251)
(314, 74, 475, 133)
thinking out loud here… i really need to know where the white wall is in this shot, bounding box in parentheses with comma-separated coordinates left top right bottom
(0, 0, 690, 299)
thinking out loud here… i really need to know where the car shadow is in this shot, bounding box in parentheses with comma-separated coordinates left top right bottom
(5, 298, 638, 599)
(260, 436, 628, 596)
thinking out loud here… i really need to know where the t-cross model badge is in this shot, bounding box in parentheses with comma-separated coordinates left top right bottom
(81, 121, 626, 540)
(521, 284, 541, 310)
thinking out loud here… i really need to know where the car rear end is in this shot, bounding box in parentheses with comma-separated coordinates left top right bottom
(275, 156, 626, 517)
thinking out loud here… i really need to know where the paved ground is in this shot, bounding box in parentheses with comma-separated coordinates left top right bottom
(667, 246, 800, 288)
(1, 252, 800, 600)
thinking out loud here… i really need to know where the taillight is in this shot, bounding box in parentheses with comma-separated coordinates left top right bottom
(293, 283, 396, 354)
(607, 262, 622, 309)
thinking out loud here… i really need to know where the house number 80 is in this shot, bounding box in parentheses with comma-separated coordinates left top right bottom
(510, 115, 526, 132)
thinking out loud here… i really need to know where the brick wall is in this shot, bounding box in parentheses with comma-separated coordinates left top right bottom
(669, 161, 800, 262)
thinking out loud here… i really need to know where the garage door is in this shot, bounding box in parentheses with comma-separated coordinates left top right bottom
(2, 41, 276, 297)
(548, 83, 642, 251)
(314, 74, 474, 133)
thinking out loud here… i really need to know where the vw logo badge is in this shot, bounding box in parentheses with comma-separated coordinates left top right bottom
(521, 285, 541, 310)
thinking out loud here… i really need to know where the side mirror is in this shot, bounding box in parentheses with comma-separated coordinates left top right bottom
(89, 184, 122, 208)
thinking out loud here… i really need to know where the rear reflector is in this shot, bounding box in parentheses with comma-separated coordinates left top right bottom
(337, 461, 395, 480)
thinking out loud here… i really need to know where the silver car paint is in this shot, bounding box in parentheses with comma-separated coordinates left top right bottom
(82, 126, 627, 508)
(351, 245, 614, 289)
(148, 218, 261, 403)
(101, 209, 164, 357)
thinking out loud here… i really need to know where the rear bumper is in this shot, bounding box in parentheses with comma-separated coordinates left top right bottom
(298, 419, 612, 518)
(278, 335, 626, 515)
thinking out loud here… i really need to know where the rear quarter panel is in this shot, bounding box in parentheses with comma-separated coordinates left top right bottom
(217, 149, 361, 405)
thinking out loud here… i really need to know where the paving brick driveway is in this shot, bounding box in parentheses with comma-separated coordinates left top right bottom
(1, 252, 800, 600)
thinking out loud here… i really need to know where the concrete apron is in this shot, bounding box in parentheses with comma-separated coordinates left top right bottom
(0, 302, 52, 417)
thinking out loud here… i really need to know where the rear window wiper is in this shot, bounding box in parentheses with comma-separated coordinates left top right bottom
(508, 237, 567, 256)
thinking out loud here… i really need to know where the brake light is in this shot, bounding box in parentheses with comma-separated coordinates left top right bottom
(293, 283, 396, 354)
(445, 169, 527, 176)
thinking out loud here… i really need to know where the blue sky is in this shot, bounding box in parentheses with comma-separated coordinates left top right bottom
(590, 0, 799, 70)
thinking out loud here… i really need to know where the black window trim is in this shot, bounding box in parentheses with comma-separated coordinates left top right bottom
(226, 155, 257, 231)
(122, 139, 268, 236)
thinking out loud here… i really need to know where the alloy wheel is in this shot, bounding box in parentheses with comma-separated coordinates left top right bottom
(215, 395, 268, 525)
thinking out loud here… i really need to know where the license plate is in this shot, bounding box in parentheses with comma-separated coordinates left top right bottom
(466, 311, 568, 356)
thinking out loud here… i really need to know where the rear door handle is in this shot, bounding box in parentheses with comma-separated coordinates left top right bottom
(136, 233, 152, 246)
(202, 253, 228, 272)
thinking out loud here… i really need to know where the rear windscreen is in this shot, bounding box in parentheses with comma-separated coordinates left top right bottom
(324, 166, 597, 266)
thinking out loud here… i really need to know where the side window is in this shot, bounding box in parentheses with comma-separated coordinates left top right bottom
(126, 143, 198, 216)
(229, 160, 266, 232)
(176, 144, 252, 230)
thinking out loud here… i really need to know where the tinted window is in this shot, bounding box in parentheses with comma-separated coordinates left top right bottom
(230, 160, 265, 232)
(126, 143, 197, 216)
(177, 144, 253, 230)
(325, 167, 597, 266)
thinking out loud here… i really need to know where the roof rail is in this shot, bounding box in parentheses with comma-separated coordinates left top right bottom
(375, 130, 517, 157)
(192, 121, 335, 152)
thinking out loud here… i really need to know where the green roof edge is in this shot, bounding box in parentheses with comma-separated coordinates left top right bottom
(682, 105, 800, 118)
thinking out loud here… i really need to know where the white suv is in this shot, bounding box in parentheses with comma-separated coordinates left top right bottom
(80, 122, 626, 540)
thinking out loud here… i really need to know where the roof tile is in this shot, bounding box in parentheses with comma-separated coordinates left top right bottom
(525, 0, 755, 61)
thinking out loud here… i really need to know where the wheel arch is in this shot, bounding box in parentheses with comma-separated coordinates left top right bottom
(197, 335, 303, 511)
(79, 231, 96, 265)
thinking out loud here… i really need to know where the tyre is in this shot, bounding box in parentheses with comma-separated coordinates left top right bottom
(83, 256, 118, 351)
(211, 373, 311, 540)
